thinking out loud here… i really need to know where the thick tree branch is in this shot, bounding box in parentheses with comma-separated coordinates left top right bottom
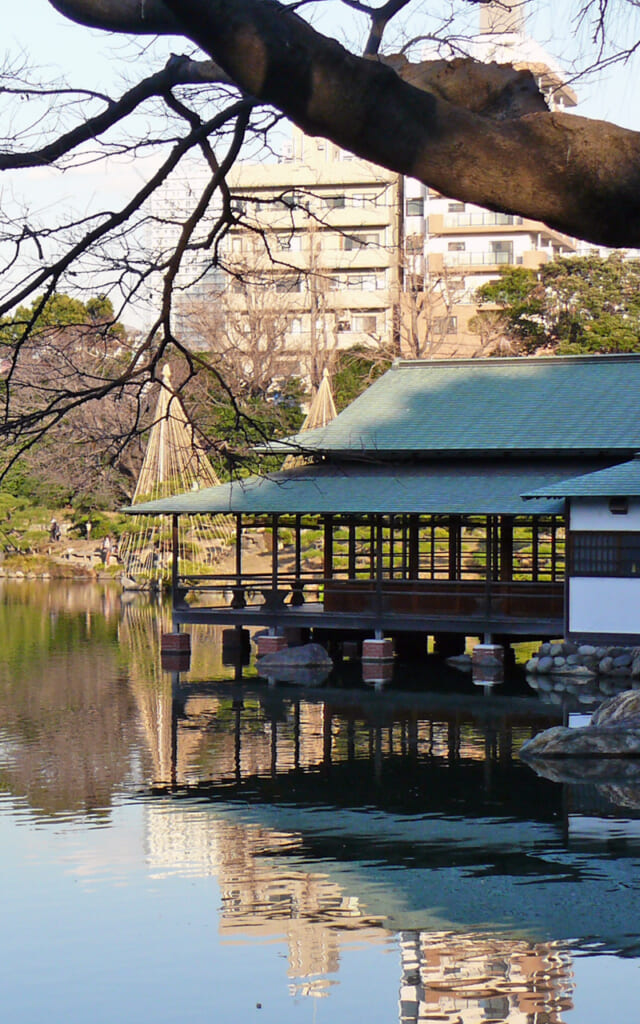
(43, 0, 640, 247)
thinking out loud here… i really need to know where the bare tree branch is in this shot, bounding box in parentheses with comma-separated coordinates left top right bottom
(47, 0, 640, 247)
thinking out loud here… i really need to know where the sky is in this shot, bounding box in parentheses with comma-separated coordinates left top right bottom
(3, 0, 640, 321)
(6, 0, 640, 131)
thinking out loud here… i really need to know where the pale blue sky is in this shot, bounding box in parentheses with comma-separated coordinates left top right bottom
(6, 0, 640, 130)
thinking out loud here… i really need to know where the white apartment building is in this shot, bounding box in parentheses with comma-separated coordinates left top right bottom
(148, 1, 580, 368)
(222, 129, 401, 384)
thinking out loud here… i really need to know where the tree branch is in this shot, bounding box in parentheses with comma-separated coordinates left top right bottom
(49, 0, 640, 247)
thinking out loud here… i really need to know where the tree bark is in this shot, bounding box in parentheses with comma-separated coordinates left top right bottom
(48, 0, 640, 247)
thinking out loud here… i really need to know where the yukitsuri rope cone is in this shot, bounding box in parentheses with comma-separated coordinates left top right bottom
(119, 365, 233, 589)
(283, 368, 337, 469)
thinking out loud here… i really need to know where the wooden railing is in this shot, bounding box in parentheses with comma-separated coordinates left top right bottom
(178, 572, 563, 622)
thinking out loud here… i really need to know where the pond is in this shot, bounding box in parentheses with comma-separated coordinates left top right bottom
(1, 580, 640, 1023)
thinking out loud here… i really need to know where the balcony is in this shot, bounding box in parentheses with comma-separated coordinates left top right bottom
(443, 251, 520, 268)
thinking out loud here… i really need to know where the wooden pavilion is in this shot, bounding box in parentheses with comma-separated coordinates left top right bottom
(125, 355, 640, 647)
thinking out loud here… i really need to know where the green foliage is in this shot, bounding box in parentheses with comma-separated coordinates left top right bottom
(474, 254, 640, 354)
(0, 291, 125, 346)
(193, 371, 307, 478)
(332, 346, 392, 412)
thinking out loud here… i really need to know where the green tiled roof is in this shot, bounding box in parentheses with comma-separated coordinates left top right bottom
(124, 459, 605, 517)
(525, 455, 640, 498)
(267, 355, 640, 456)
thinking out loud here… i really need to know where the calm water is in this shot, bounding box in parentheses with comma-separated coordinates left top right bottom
(2, 581, 640, 1023)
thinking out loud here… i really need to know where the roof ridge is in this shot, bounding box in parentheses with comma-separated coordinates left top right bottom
(392, 353, 640, 369)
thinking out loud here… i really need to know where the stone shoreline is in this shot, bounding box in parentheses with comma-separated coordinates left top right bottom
(526, 641, 640, 679)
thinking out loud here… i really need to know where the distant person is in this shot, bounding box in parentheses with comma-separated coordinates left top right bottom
(85, 520, 92, 540)
(102, 535, 112, 565)
(50, 518, 61, 542)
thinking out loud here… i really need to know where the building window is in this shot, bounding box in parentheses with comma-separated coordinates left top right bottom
(447, 202, 465, 213)
(448, 241, 465, 252)
(352, 314, 377, 333)
(274, 274, 302, 293)
(406, 198, 424, 217)
(276, 234, 302, 251)
(406, 234, 424, 254)
(432, 316, 458, 335)
(570, 531, 640, 577)
(324, 195, 346, 209)
(490, 240, 514, 264)
(290, 318, 302, 334)
(344, 233, 378, 250)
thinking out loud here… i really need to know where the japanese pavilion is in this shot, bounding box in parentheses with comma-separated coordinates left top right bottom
(126, 355, 640, 649)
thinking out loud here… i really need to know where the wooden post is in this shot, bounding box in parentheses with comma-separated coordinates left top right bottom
(323, 514, 334, 579)
(294, 514, 302, 578)
(499, 515, 514, 582)
(408, 515, 419, 579)
(171, 514, 179, 602)
(271, 513, 279, 591)
(448, 515, 461, 580)
(235, 513, 243, 584)
(348, 517, 357, 578)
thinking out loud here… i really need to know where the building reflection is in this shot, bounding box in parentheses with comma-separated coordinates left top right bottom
(398, 930, 573, 1023)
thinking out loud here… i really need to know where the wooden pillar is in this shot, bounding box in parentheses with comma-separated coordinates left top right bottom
(235, 513, 243, 585)
(348, 517, 357, 578)
(294, 514, 302, 578)
(323, 514, 334, 579)
(271, 514, 279, 591)
(551, 515, 557, 582)
(408, 515, 419, 579)
(499, 515, 514, 582)
(389, 515, 395, 579)
(171, 514, 179, 601)
(532, 517, 539, 582)
(448, 515, 461, 580)
(369, 518, 375, 578)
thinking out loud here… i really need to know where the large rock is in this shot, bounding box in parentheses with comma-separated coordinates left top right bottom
(520, 690, 640, 759)
(256, 643, 333, 681)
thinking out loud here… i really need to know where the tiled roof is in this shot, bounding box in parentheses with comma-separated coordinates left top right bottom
(123, 459, 607, 517)
(525, 454, 640, 498)
(267, 355, 640, 456)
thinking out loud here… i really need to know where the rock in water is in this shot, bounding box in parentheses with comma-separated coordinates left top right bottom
(256, 642, 332, 673)
(520, 689, 640, 759)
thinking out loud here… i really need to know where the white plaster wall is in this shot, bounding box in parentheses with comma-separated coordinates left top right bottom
(570, 498, 640, 532)
(569, 577, 640, 635)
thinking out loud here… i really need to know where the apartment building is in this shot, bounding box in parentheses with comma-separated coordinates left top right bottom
(223, 130, 402, 384)
(151, 1, 579, 368)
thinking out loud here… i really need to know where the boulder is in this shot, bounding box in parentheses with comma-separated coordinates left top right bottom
(519, 690, 640, 759)
(256, 642, 332, 676)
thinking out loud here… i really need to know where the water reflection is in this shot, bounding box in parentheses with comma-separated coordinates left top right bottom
(1, 581, 640, 1024)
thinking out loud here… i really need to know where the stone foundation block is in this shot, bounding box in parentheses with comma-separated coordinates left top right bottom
(161, 632, 191, 653)
(362, 638, 394, 662)
(256, 634, 288, 657)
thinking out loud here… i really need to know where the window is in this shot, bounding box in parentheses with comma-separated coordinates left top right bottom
(571, 531, 640, 577)
(447, 202, 465, 213)
(290, 318, 302, 334)
(344, 233, 378, 250)
(274, 274, 302, 293)
(406, 233, 424, 254)
(432, 316, 458, 336)
(353, 314, 377, 333)
(276, 234, 301, 252)
(448, 241, 465, 252)
(323, 195, 346, 209)
(406, 198, 424, 217)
